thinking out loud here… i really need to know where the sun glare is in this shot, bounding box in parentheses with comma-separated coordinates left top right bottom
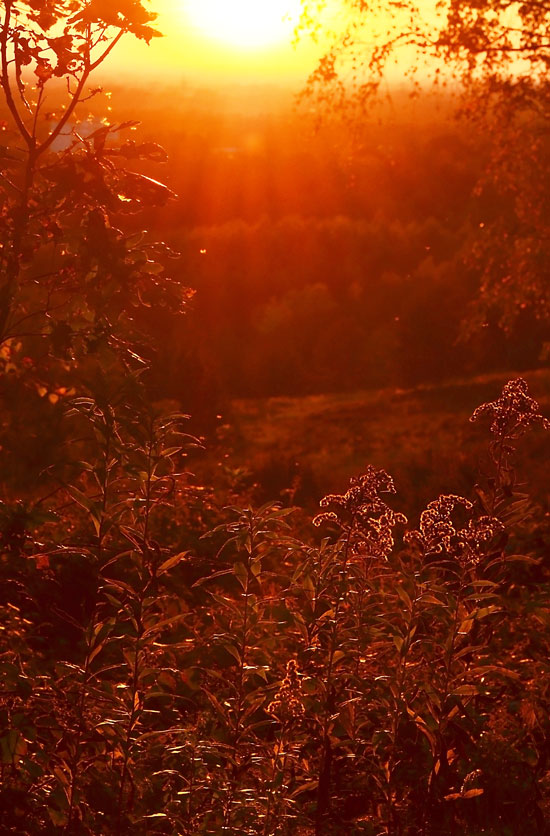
(183, 0, 302, 49)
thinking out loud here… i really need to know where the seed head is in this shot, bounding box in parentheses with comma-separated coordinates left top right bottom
(267, 659, 305, 724)
(470, 377, 550, 438)
(406, 494, 503, 566)
(313, 466, 406, 558)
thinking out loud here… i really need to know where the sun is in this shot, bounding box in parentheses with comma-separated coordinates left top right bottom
(183, 0, 303, 50)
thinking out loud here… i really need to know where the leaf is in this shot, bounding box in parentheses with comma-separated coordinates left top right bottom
(452, 684, 479, 696)
(220, 642, 242, 666)
(208, 593, 241, 615)
(192, 568, 233, 587)
(233, 561, 249, 589)
(474, 606, 502, 620)
(396, 584, 412, 610)
(64, 484, 99, 520)
(406, 709, 437, 751)
(420, 594, 444, 606)
(250, 558, 263, 577)
(289, 779, 319, 798)
(454, 643, 485, 661)
(505, 554, 541, 565)
(102, 578, 135, 597)
(462, 788, 484, 799)
(88, 640, 107, 665)
(203, 690, 228, 721)
(470, 580, 498, 588)
(456, 665, 520, 681)
(143, 613, 187, 638)
(332, 649, 347, 666)
(157, 551, 189, 576)
(458, 619, 474, 635)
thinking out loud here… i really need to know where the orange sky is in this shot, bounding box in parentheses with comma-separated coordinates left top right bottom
(97, 0, 447, 95)
(105, 0, 337, 84)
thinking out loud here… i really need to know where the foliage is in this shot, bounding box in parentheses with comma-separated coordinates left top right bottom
(304, 0, 550, 330)
(2, 332, 550, 836)
(305, 0, 550, 99)
(0, 0, 187, 410)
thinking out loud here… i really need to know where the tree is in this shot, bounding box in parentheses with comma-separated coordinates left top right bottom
(0, 8, 203, 831)
(0, 0, 187, 411)
(305, 0, 550, 334)
(306, 1, 550, 95)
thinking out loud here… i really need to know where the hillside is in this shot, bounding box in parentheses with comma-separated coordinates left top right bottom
(203, 369, 550, 517)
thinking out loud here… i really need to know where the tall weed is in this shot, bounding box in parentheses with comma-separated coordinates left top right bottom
(1, 378, 549, 834)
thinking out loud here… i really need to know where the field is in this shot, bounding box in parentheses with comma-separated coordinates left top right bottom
(208, 369, 550, 517)
(5, 0, 550, 830)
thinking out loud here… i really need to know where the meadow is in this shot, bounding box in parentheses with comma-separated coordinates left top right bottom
(206, 370, 550, 517)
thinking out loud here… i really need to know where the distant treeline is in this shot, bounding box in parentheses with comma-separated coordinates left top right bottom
(142, 214, 544, 408)
(103, 86, 547, 409)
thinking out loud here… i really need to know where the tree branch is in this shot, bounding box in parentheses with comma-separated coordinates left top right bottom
(0, 0, 33, 147)
(37, 28, 126, 156)
(90, 28, 126, 70)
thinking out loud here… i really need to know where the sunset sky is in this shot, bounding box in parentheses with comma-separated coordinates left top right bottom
(99, 0, 447, 97)
(106, 0, 337, 83)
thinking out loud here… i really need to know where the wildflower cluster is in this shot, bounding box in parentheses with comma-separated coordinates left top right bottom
(355, 508, 408, 559)
(313, 466, 407, 557)
(314, 466, 397, 522)
(406, 494, 503, 566)
(461, 515, 505, 561)
(267, 659, 305, 724)
(470, 377, 550, 438)
(406, 495, 472, 554)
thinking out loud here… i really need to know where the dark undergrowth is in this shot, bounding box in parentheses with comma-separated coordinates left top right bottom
(2, 376, 550, 835)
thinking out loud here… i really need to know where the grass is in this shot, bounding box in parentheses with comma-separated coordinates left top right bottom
(199, 369, 550, 518)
